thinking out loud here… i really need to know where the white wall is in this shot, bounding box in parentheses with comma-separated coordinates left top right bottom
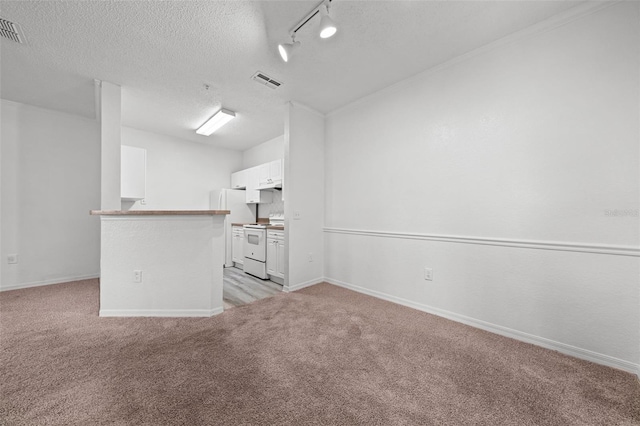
(99, 215, 224, 316)
(284, 102, 325, 291)
(242, 134, 284, 169)
(256, 190, 284, 220)
(0, 100, 101, 290)
(121, 127, 243, 210)
(324, 2, 639, 372)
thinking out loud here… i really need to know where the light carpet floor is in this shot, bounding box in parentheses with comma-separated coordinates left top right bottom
(0, 279, 638, 425)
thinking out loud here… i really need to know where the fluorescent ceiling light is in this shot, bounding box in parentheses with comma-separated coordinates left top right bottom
(196, 108, 236, 136)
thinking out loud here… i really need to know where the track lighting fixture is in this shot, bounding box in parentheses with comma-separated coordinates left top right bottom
(278, 0, 337, 63)
(319, 3, 337, 39)
(278, 34, 301, 63)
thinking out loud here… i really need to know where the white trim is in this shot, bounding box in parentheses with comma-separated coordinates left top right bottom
(284, 277, 324, 293)
(327, 1, 618, 119)
(0, 98, 98, 123)
(324, 227, 639, 257)
(289, 101, 325, 118)
(99, 307, 224, 317)
(0, 273, 100, 292)
(325, 277, 639, 375)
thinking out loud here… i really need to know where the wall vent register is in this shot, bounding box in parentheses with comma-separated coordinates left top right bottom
(0, 17, 26, 44)
(251, 71, 282, 89)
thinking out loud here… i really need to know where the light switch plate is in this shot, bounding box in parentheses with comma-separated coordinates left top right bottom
(424, 267, 433, 281)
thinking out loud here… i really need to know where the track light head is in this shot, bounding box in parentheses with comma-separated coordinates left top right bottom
(279, 0, 337, 62)
(278, 35, 300, 62)
(319, 4, 337, 39)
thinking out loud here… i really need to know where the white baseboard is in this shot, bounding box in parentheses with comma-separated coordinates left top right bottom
(0, 273, 100, 292)
(284, 277, 324, 293)
(99, 307, 224, 317)
(325, 277, 639, 376)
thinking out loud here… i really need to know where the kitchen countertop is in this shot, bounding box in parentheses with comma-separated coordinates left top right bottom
(231, 223, 284, 230)
(91, 210, 230, 216)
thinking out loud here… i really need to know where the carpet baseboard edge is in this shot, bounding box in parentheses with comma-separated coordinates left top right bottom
(284, 277, 324, 293)
(99, 307, 224, 317)
(0, 273, 100, 292)
(325, 277, 639, 376)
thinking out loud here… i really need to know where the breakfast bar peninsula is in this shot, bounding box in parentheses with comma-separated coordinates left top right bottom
(90, 210, 229, 317)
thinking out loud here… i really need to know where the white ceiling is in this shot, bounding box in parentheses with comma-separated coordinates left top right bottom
(0, 0, 583, 151)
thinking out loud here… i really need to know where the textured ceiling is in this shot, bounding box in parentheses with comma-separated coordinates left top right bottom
(0, 0, 583, 151)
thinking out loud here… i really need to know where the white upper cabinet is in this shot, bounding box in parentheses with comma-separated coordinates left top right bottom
(246, 166, 272, 204)
(257, 163, 271, 188)
(270, 159, 282, 183)
(232, 159, 283, 202)
(257, 159, 283, 189)
(121, 145, 146, 201)
(231, 169, 247, 189)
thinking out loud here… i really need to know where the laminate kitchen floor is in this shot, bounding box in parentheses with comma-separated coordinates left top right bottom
(223, 266, 282, 310)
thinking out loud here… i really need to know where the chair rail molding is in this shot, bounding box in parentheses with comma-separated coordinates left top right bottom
(323, 227, 640, 257)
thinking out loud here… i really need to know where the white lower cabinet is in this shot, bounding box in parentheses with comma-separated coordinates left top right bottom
(266, 230, 284, 283)
(276, 239, 285, 278)
(232, 226, 244, 267)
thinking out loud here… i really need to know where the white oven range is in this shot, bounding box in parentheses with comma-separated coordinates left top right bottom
(243, 224, 268, 279)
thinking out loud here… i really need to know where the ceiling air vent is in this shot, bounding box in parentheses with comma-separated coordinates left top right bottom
(0, 17, 25, 44)
(251, 71, 282, 90)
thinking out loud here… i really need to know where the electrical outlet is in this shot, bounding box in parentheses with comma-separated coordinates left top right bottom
(133, 270, 143, 283)
(308, 253, 313, 262)
(424, 267, 433, 281)
(7, 254, 18, 264)
(293, 211, 301, 220)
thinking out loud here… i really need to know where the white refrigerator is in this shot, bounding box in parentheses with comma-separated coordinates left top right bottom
(210, 189, 256, 267)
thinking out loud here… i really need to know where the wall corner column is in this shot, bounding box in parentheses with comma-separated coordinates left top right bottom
(99, 81, 121, 210)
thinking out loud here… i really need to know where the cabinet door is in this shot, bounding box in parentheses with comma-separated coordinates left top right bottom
(245, 166, 260, 203)
(270, 159, 282, 183)
(232, 232, 241, 264)
(232, 234, 238, 263)
(258, 163, 271, 188)
(231, 170, 247, 189)
(266, 238, 277, 275)
(276, 240, 286, 278)
(121, 145, 146, 200)
(246, 166, 274, 204)
(239, 234, 245, 264)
